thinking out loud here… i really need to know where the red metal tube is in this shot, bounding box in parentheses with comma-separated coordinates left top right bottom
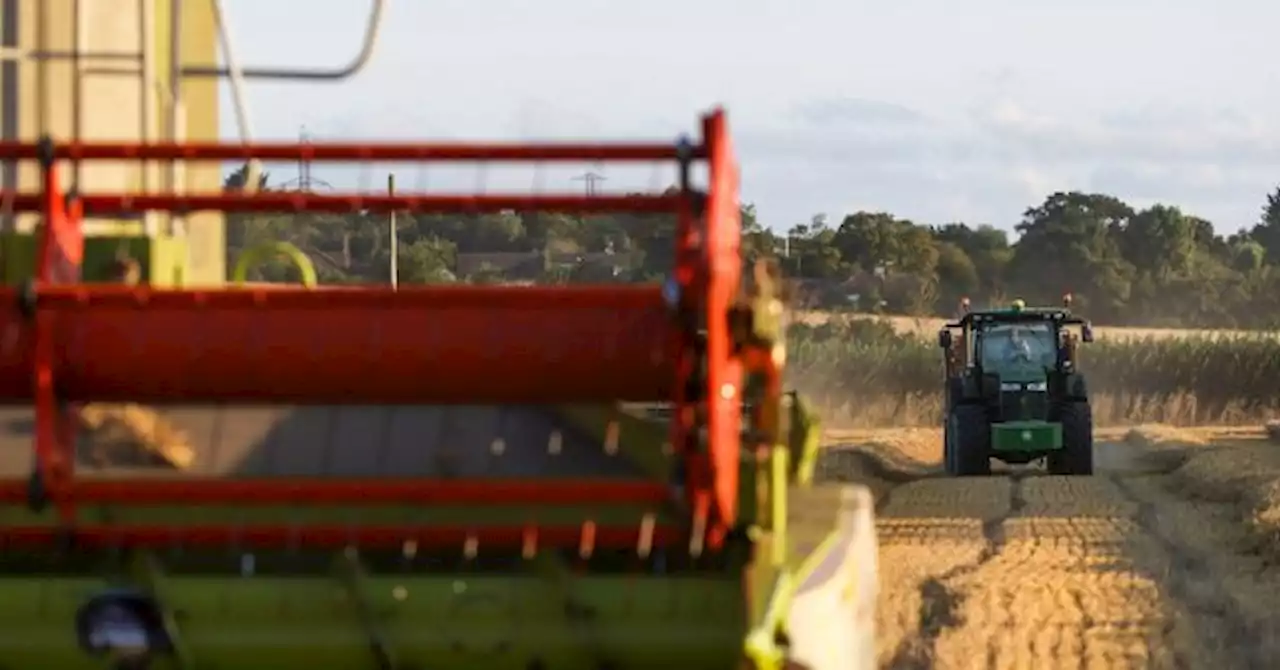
(28, 284, 664, 309)
(0, 140, 707, 162)
(0, 286, 675, 404)
(0, 478, 672, 506)
(0, 193, 685, 215)
(0, 523, 683, 550)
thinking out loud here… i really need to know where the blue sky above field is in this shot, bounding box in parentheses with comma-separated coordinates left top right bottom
(219, 0, 1280, 235)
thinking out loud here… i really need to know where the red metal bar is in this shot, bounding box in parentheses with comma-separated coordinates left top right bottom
(0, 140, 708, 162)
(25, 284, 664, 309)
(0, 112, 744, 548)
(0, 523, 684, 550)
(0, 283, 677, 401)
(0, 478, 671, 506)
(32, 158, 80, 524)
(1, 193, 684, 215)
(702, 110, 744, 548)
(0, 286, 674, 404)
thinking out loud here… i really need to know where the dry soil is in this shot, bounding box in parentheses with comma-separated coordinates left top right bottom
(816, 426, 1280, 670)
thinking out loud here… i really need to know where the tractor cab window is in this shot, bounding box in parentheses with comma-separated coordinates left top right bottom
(976, 321, 1056, 379)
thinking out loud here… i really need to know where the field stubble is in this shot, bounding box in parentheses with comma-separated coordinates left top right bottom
(811, 426, 1280, 669)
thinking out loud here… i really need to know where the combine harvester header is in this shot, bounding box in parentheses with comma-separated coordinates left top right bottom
(0, 110, 876, 669)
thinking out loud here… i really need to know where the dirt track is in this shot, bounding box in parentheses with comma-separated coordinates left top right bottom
(821, 432, 1280, 669)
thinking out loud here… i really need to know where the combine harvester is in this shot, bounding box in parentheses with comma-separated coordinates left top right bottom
(0, 110, 877, 668)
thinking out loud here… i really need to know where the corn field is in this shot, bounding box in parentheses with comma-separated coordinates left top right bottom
(786, 320, 1280, 426)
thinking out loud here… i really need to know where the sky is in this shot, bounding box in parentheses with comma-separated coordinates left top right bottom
(219, 0, 1280, 235)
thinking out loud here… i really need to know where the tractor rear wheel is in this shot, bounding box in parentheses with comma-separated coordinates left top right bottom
(1048, 401, 1093, 476)
(950, 404, 991, 476)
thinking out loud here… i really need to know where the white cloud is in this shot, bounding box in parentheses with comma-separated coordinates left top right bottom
(234, 86, 1280, 235)
(732, 98, 1280, 231)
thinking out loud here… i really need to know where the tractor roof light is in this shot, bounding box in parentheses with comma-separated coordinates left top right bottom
(1062, 292, 1073, 308)
(1010, 299, 1026, 312)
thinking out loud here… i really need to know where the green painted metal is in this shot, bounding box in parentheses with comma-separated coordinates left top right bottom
(0, 232, 190, 286)
(1, 424, 840, 667)
(991, 421, 1062, 452)
(231, 241, 318, 287)
(551, 404, 671, 481)
(786, 392, 822, 486)
(0, 572, 746, 669)
(0, 497, 745, 669)
(540, 400, 846, 670)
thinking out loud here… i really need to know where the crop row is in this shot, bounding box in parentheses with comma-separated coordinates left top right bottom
(785, 321, 1280, 424)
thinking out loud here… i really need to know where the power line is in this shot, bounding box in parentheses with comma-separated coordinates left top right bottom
(298, 125, 314, 190)
(571, 171, 607, 196)
(277, 125, 333, 192)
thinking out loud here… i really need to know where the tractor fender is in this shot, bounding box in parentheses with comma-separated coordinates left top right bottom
(959, 373, 984, 400)
(1059, 372, 1089, 401)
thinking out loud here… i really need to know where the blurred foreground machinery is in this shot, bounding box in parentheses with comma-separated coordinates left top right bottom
(938, 296, 1097, 476)
(0, 111, 876, 669)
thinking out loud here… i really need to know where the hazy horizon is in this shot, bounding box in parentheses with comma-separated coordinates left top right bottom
(219, 0, 1280, 235)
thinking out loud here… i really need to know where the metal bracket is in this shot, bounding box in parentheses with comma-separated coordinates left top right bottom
(332, 547, 398, 670)
(25, 461, 46, 512)
(182, 0, 386, 81)
(16, 278, 36, 320)
(126, 551, 193, 670)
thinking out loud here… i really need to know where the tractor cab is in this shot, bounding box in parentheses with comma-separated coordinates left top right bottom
(936, 296, 1096, 476)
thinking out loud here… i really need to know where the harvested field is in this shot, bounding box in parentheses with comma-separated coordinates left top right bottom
(813, 425, 1280, 669)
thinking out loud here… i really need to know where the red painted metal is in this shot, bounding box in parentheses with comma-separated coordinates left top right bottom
(2, 110, 743, 555)
(2, 193, 684, 215)
(27, 283, 664, 309)
(0, 286, 673, 404)
(664, 111, 744, 552)
(0, 523, 683, 550)
(0, 140, 707, 162)
(0, 478, 671, 506)
(32, 158, 81, 524)
(702, 111, 744, 548)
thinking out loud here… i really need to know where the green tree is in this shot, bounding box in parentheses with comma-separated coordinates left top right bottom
(934, 241, 979, 311)
(1120, 205, 1197, 280)
(1008, 192, 1135, 321)
(1250, 186, 1280, 263)
(932, 223, 1012, 299)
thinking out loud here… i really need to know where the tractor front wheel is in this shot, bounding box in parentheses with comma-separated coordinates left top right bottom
(950, 404, 991, 476)
(1048, 402, 1094, 476)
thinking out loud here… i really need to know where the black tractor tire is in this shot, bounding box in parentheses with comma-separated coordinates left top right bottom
(949, 404, 991, 476)
(1048, 401, 1094, 476)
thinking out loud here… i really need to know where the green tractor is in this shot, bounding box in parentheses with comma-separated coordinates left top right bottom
(937, 296, 1096, 476)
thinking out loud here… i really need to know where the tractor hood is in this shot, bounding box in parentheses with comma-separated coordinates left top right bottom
(996, 374, 1051, 422)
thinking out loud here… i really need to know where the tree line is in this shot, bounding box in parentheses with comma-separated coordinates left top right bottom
(223, 166, 1280, 329)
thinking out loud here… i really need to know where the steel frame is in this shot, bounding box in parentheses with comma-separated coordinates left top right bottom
(0, 109, 745, 553)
